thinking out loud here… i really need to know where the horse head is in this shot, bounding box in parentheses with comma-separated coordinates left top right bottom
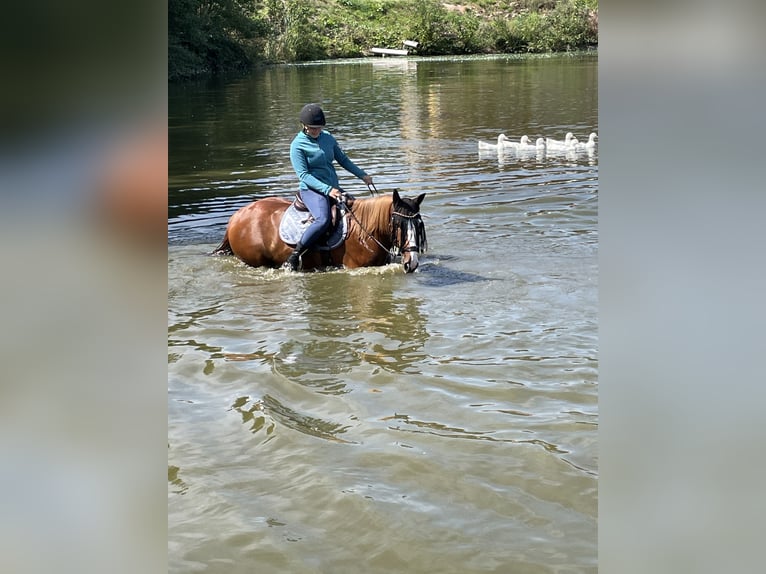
(391, 189, 427, 273)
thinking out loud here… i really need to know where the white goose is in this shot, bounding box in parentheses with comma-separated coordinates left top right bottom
(502, 135, 530, 149)
(478, 133, 511, 150)
(545, 132, 578, 150)
(572, 132, 598, 151)
(517, 137, 547, 152)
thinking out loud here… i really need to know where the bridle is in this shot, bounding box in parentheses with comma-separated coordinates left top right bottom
(342, 196, 426, 259)
(391, 210, 425, 255)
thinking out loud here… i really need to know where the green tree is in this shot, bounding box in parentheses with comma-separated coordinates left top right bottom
(169, 0, 266, 79)
(262, 0, 327, 62)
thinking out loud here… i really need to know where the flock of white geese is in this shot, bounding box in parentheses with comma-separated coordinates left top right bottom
(478, 132, 598, 154)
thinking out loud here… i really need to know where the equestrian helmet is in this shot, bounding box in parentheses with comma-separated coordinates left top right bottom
(299, 103, 326, 127)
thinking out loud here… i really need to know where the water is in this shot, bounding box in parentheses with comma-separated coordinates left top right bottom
(169, 53, 598, 573)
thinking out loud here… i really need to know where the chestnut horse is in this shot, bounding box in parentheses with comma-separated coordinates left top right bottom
(211, 189, 427, 273)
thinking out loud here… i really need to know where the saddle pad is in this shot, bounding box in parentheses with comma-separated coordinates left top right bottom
(278, 203, 348, 250)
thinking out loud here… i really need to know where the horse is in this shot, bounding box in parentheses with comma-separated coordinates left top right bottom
(211, 189, 427, 273)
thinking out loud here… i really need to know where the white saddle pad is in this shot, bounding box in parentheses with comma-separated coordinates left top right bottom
(278, 203, 348, 250)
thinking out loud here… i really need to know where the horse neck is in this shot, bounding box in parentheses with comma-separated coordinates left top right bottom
(353, 195, 393, 244)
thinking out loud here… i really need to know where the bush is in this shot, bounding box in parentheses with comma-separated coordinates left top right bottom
(508, 0, 597, 53)
(488, 17, 526, 53)
(404, 0, 488, 55)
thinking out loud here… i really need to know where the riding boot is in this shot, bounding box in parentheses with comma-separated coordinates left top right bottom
(283, 243, 305, 271)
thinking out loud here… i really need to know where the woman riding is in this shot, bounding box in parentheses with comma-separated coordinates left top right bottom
(284, 103, 374, 271)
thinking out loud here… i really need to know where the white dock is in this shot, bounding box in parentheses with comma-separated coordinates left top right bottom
(371, 47, 409, 56)
(370, 40, 419, 57)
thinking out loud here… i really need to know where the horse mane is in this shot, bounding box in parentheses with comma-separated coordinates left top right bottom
(350, 194, 393, 238)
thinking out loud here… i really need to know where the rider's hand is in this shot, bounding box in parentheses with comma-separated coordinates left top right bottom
(329, 188, 341, 200)
(362, 175, 373, 186)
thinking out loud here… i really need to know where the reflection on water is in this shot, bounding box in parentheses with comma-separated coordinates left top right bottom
(230, 394, 355, 444)
(169, 54, 597, 574)
(167, 465, 189, 495)
(267, 271, 431, 380)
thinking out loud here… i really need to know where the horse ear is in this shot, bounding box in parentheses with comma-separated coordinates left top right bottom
(415, 193, 426, 206)
(392, 189, 401, 203)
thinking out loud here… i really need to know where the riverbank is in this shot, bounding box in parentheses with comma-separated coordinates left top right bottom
(169, 0, 598, 81)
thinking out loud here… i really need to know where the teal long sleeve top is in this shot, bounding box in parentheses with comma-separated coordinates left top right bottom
(289, 130, 367, 196)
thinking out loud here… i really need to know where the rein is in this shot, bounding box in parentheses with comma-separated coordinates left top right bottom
(343, 203, 391, 254)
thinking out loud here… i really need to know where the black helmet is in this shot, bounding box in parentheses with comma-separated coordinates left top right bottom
(299, 103, 326, 127)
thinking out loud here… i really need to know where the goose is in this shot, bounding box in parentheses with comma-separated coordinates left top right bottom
(545, 132, 578, 150)
(502, 135, 530, 149)
(572, 132, 598, 151)
(517, 137, 547, 152)
(478, 133, 510, 150)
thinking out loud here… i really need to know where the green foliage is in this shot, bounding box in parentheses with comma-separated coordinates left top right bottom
(492, 0, 598, 53)
(487, 16, 525, 53)
(403, 0, 487, 55)
(518, 0, 597, 52)
(406, 0, 447, 55)
(169, 0, 268, 79)
(262, 0, 329, 62)
(169, 0, 599, 80)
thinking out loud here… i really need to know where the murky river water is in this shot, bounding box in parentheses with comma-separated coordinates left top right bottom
(169, 53, 598, 573)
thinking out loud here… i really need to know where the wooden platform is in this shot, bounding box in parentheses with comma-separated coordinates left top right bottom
(370, 40, 418, 57)
(370, 47, 409, 56)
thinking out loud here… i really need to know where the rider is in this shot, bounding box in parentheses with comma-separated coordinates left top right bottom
(284, 103, 374, 271)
